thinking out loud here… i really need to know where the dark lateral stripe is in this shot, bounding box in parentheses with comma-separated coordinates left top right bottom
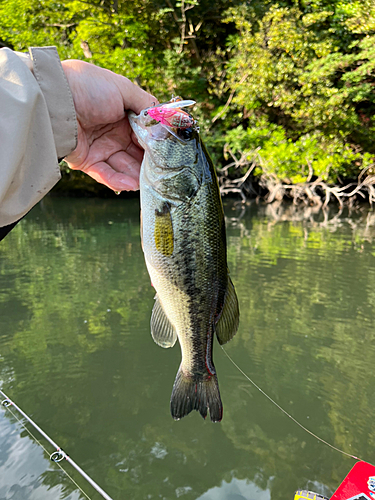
(0, 219, 21, 242)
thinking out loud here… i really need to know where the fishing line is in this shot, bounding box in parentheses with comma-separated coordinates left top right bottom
(221, 345, 363, 462)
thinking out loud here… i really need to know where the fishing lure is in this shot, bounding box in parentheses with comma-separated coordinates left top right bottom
(146, 99, 196, 129)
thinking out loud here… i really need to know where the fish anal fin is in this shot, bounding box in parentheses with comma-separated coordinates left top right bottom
(151, 295, 177, 348)
(215, 276, 239, 345)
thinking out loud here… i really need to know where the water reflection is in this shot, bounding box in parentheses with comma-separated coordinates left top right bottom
(0, 197, 375, 499)
(197, 477, 270, 500)
(0, 406, 80, 499)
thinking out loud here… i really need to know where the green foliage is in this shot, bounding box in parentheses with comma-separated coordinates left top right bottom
(225, 121, 373, 183)
(0, 0, 237, 97)
(337, 0, 375, 33)
(223, 1, 375, 184)
(1, 0, 375, 189)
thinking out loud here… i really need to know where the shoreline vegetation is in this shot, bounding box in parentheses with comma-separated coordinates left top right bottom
(218, 150, 375, 207)
(2, 0, 375, 206)
(57, 159, 375, 209)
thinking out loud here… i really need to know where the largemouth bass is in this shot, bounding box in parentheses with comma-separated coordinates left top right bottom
(129, 99, 239, 422)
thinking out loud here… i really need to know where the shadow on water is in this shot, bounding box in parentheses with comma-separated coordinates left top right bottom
(1, 196, 375, 499)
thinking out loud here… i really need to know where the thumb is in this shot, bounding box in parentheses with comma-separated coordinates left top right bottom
(115, 75, 159, 115)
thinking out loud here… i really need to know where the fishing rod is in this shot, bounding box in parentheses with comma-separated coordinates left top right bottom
(0, 388, 114, 500)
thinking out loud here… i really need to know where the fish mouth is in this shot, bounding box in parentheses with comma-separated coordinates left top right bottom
(128, 109, 176, 145)
(129, 98, 198, 147)
(128, 111, 149, 149)
(127, 110, 139, 130)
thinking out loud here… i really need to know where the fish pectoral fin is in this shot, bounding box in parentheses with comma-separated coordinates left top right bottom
(151, 295, 177, 348)
(215, 276, 240, 345)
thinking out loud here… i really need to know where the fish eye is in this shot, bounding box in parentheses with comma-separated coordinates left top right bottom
(176, 127, 194, 141)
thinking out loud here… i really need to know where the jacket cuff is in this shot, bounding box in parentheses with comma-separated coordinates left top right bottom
(29, 47, 77, 158)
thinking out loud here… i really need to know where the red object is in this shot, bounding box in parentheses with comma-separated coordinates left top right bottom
(331, 461, 375, 500)
(147, 106, 194, 129)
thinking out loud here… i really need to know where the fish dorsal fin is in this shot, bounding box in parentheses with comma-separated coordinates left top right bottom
(215, 277, 240, 345)
(151, 295, 177, 348)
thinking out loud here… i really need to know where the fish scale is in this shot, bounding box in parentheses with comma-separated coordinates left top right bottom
(129, 100, 239, 422)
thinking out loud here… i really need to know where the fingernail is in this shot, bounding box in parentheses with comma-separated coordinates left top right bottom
(117, 178, 139, 190)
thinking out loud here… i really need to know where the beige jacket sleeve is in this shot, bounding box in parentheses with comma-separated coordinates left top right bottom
(0, 46, 77, 227)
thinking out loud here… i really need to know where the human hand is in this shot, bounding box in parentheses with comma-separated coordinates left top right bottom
(61, 60, 157, 192)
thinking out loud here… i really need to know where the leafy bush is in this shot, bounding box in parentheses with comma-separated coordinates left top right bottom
(225, 121, 373, 184)
(222, 1, 375, 184)
(1, 0, 375, 192)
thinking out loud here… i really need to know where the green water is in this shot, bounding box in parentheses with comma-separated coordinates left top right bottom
(1, 197, 375, 500)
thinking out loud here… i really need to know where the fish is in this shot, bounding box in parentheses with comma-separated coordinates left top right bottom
(128, 98, 239, 422)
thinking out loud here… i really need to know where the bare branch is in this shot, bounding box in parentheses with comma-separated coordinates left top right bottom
(212, 72, 249, 123)
(80, 40, 92, 58)
(45, 23, 76, 28)
(218, 146, 375, 208)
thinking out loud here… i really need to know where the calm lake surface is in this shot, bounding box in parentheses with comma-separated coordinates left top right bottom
(1, 197, 375, 500)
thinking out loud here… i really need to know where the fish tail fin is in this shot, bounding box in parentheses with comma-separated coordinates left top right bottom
(170, 367, 222, 422)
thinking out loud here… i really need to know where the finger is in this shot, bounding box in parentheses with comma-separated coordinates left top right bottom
(124, 140, 144, 165)
(67, 121, 142, 171)
(115, 75, 159, 114)
(107, 150, 142, 182)
(82, 161, 139, 191)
